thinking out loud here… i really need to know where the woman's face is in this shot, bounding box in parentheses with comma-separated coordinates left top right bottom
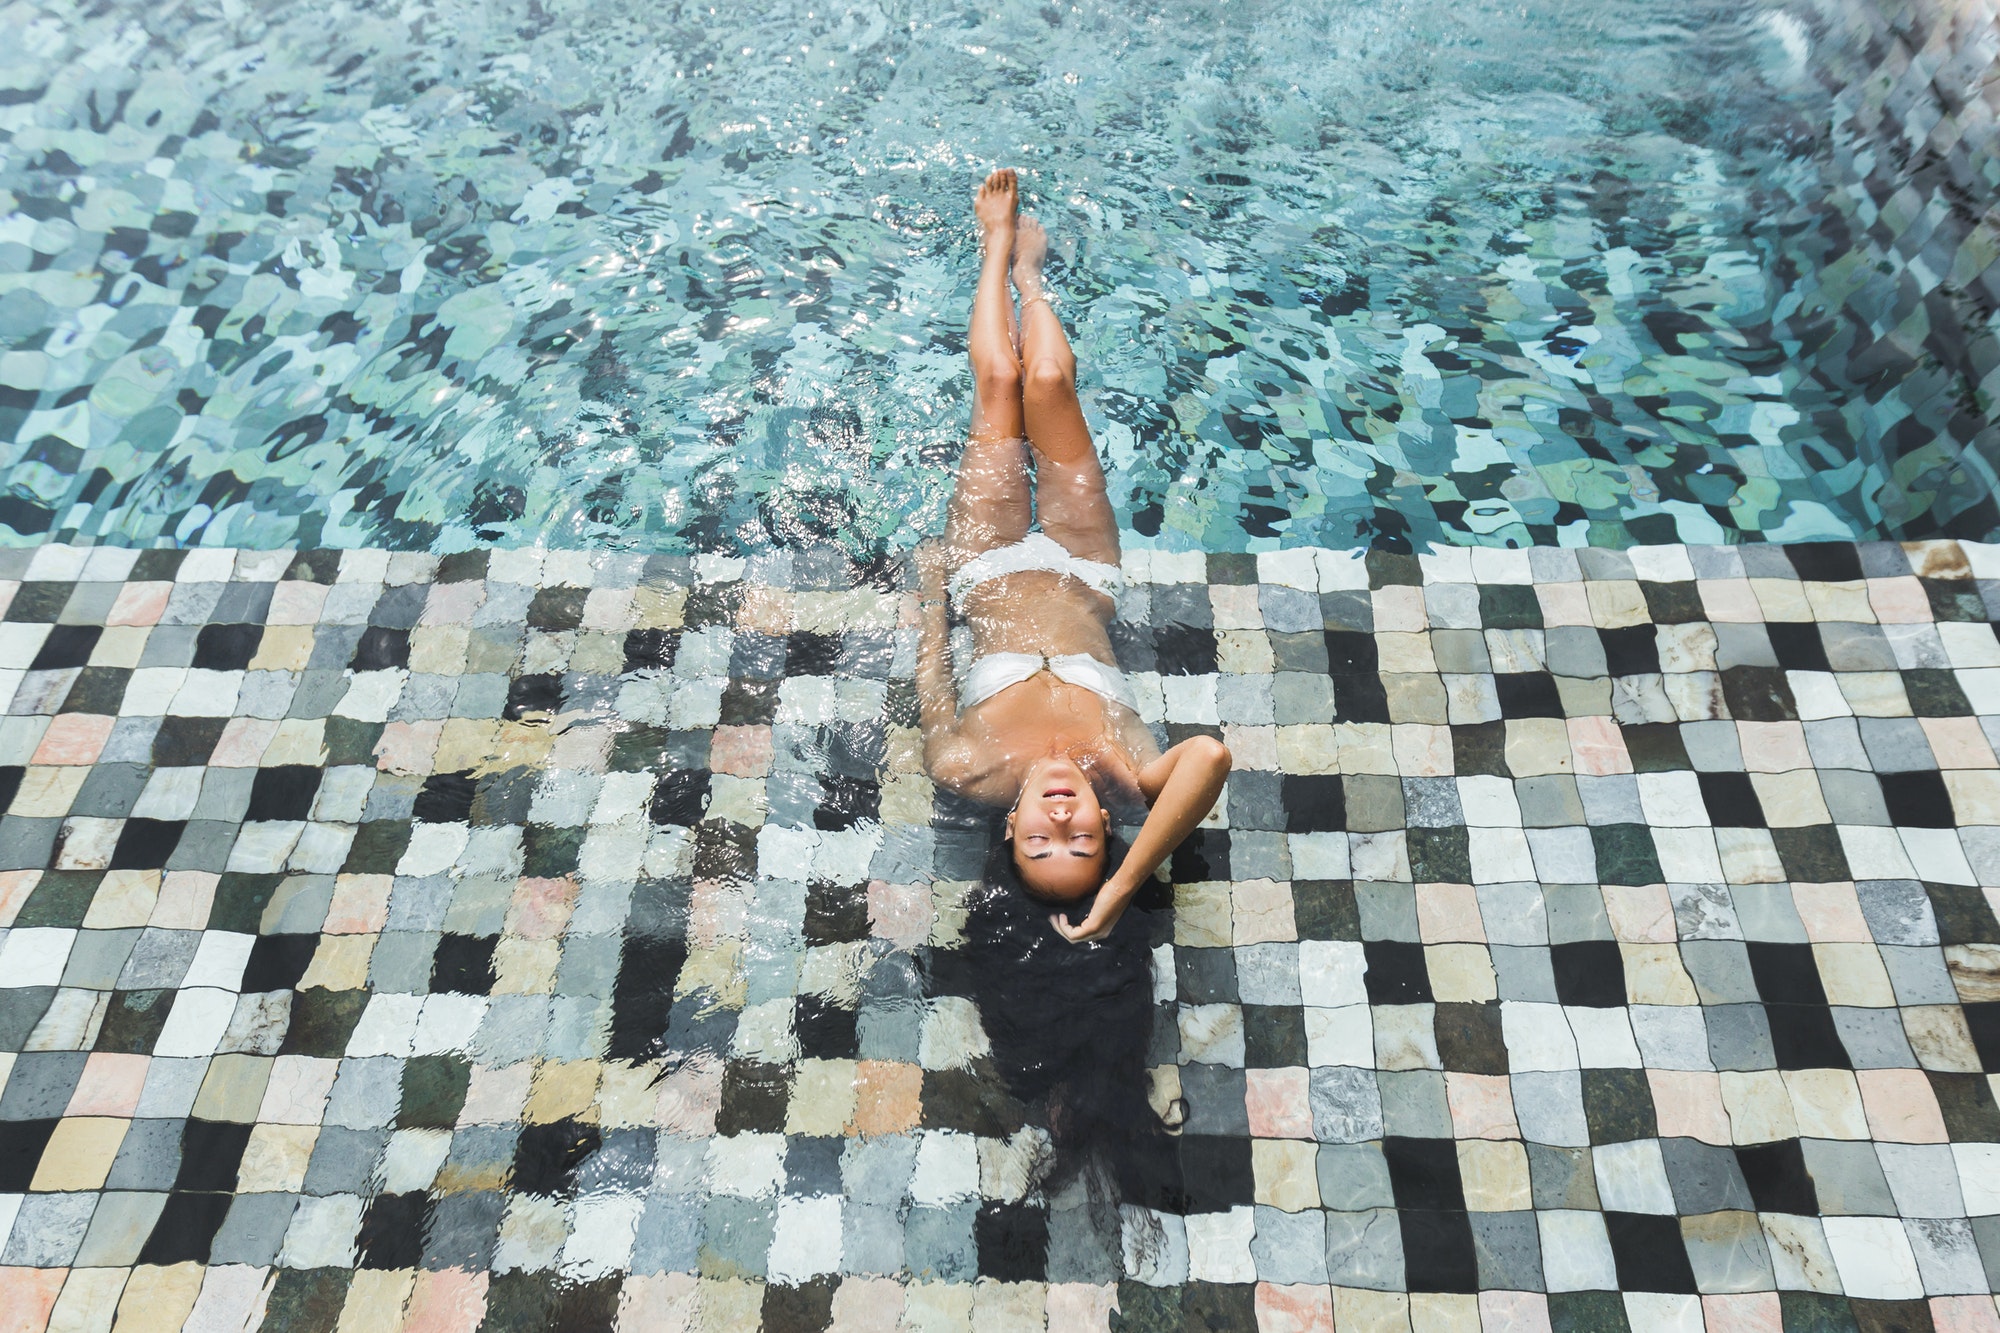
(1007, 755, 1110, 900)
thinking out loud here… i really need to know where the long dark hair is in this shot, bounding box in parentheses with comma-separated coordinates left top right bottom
(940, 819, 1185, 1210)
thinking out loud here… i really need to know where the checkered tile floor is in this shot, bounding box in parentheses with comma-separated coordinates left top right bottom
(2, 539, 2000, 1332)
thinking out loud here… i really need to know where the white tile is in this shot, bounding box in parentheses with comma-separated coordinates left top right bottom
(1121, 1207, 1189, 1285)
(1823, 1215, 1924, 1299)
(377, 1128, 451, 1193)
(909, 1130, 979, 1206)
(561, 1195, 644, 1280)
(1568, 1007, 1643, 1068)
(1593, 1139, 1676, 1213)
(766, 1196, 843, 1282)
(1184, 1206, 1255, 1283)
(1305, 1005, 1376, 1067)
(344, 993, 423, 1058)
(182, 931, 254, 990)
(1500, 1002, 1579, 1072)
(1539, 1209, 1617, 1290)
(0, 927, 74, 987)
(1298, 941, 1367, 1008)
(706, 1134, 785, 1199)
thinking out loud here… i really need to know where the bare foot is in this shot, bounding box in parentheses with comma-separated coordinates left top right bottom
(975, 167, 1017, 254)
(1012, 215, 1048, 301)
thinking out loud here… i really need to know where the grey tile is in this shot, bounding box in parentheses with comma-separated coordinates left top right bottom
(1801, 1137, 1895, 1215)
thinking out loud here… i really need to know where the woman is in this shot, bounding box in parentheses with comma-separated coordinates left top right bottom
(917, 168, 1231, 944)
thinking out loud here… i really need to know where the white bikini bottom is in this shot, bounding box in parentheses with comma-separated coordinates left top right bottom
(957, 651, 1140, 712)
(947, 531, 1124, 616)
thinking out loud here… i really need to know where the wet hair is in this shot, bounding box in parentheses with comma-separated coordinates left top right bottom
(992, 828, 1119, 905)
(934, 816, 1185, 1210)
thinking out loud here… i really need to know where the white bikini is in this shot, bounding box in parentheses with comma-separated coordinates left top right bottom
(947, 531, 1136, 713)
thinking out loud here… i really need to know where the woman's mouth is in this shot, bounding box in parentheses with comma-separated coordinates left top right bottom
(1042, 786, 1074, 799)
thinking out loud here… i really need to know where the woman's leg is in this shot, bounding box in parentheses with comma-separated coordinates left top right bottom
(944, 169, 1032, 566)
(1014, 218, 1120, 567)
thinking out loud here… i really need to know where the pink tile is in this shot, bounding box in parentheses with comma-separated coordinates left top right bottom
(710, 725, 773, 778)
(1255, 1283, 1334, 1333)
(0, 1266, 66, 1333)
(0, 871, 38, 928)
(1567, 716, 1632, 776)
(849, 1061, 922, 1136)
(1702, 1293, 1782, 1333)
(827, 1276, 905, 1331)
(185, 1265, 271, 1332)
(1044, 1285, 1111, 1333)
(1446, 1073, 1519, 1139)
(421, 581, 487, 627)
(618, 1275, 698, 1332)
(152, 871, 218, 928)
(1924, 717, 1998, 769)
(1603, 884, 1676, 943)
(259, 1055, 339, 1124)
(404, 1269, 488, 1333)
(209, 717, 280, 767)
(1869, 576, 1934, 622)
(324, 874, 392, 934)
(1479, 1290, 1551, 1333)
(105, 581, 172, 626)
(549, 723, 611, 770)
(1416, 883, 1485, 943)
(656, 1053, 723, 1136)
(1392, 724, 1455, 777)
(1792, 882, 1872, 942)
(507, 877, 578, 941)
(688, 880, 746, 949)
(374, 720, 444, 775)
(1649, 1070, 1731, 1144)
(31, 714, 113, 766)
(1245, 1068, 1313, 1139)
(1737, 722, 1811, 773)
(867, 881, 932, 950)
(1931, 1295, 2000, 1333)
(1373, 585, 1427, 632)
(1857, 1068, 1950, 1142)
(66, 1053, 149, 1117)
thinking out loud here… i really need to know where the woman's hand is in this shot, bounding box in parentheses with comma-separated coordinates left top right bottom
(914, 538, 949, 599)
(1049, 906, 1118, 944)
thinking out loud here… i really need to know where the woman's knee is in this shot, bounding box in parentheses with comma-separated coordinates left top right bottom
(1023, 355, 1075, 401)
(973, 353, 1022, 401)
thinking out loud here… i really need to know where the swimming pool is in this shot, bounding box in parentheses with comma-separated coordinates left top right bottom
(4, 0, 1993, 556)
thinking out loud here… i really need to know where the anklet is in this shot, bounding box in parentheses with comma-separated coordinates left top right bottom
(1019, 293, 1050, 310)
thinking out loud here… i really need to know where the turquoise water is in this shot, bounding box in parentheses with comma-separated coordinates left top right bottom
(0, 0, 1983, 554)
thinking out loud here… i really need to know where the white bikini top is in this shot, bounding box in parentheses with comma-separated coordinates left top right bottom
(946, 531, 1124, 615)
(958, 650, 1140, 712)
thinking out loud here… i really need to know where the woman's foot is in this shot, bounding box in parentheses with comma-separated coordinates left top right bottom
(975, 167, 1018, 255)
(1012, 215, 1049, 302)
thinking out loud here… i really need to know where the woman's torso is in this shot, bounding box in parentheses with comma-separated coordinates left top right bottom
(946, 570, 1160, 804)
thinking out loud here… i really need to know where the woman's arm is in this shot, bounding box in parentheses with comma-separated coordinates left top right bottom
(913, 542, 966, 777)
(1049, 733, 1231, 943)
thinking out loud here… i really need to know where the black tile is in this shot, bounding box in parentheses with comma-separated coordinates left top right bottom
(1435, 1002, 1508, 1074)
(522, 824, 584, 878)
(358, 1192, 431, 1269)
(1930, 885, 2000, 945)
(1882, 769, 1954, 828)
(1720, 667, 1798, 721)
(95, 989, 174, 1053)
(762, 1280, 835, 1333)
(1496, 671, 1563, 718)
(1398, 1208, 1478, 1293)
(607, 933, 686, 1061)
(785, 631, 841, 675)
(1323, 630, 1379, 674)
(0, 767, 20, 815)
(1905, 670, 1973, 717)
(1930, 1071, 2000, 1140)
(241, 934, 317, 992)
(1736, 1138, 1819, 1214)
(343, 821, 411, 874)
(1281, 775, 1345, 832)
(395, 1056, 470, 1130)
(1332, 671, 1389, 723)
(350, 625, 410, 670)
(279, 988, 368, 1057)
(192, 623, 262, 671)
(1170, 830, 1230, 882)
(1745, 943, 1830, 1006)
(1639, 581, 1702, 624)
(1407, 826, 1470, 883)
(1767, 622, 1832, 672)
(151, 716, 228, 766)
(175, 1119, 252, 1191)
(974, 1201, 1047, 1281)
(526, 587, 588, 631)
(1550, 940, 1626, 1007)
(813, 775, 878, 831)
(803, 881, 868, 945)
(1697, 771, 1767, 828)
(1598, 626, 1660, 677)
(1478, 584, 1542, 629)
(108, 818, 185, 870)
(0, 1117, 57, 1190)
(414, 770, 477, 823)
(59, 666, 128, 715)
(1153, 623, 1218, 676)
(1786, 542, 1863, 582)
(430, 934, 497, 995)
(246, 765, 321, 821)
(1383, 1136, 1465, 1209)
(1362, 941, 1432, 1004)
(720, 677, 781, 725)
(138, 1192, 232, 1265)
(1769, 1006, 1852, 1070)
(286, 550, 344, 583)
(5, 583, 71, 622)
(1242, 1005, 1307, 1068)
(1772, 825, 1850, 882)
(649, 770, 711, 826)
(1581, 1068, 1656, 1143)
(794, 994, 859, 1061)
(14, 870, 99, 927)
(1292, 881, 1360, 940)
(503, 673, 563, 720)
(1451, 722, 1510, 777)
(1604, 1211, 1698, 1293)
(1590, 824, 1662, 886)
(1176, 1135, 1253, 1211)
(715, 1062, 788, 1134)
(511, 1118, 602, 1195)
(622, 629, 678, 672)
(29, 624, 99, 670)
(1622, 723, 1691, 773)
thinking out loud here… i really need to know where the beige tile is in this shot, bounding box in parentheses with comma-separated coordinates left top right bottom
(1384, 672, 1448, 724)
(1504, 719, 1572, 775)
(1749, 771, 1830, 827)
(1622, 944, 1697, 1005)
(1425, 945, 1496, 1003)
(1783, 1069, 1869, 1140)
(192, 1054, 273, 1122)
(526, 1059, 601, 1123)
(1720, 1070, 1798, 1144)
(1253, 1139, 1320, 1212)
(1838, 671, 1913, 716)
(1585, 580, 1649, 627)
(1793, 883, 1872, 942)
(111, 1265, 205, 1333)
(30, 1116, 128, 1191)
(1947, 943, 2000, 1002)
(1903, 1005, 1984, 1073)
(238, 1123, 319, 1192)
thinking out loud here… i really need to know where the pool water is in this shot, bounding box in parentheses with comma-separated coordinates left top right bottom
(2, 0, 1990, 555)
